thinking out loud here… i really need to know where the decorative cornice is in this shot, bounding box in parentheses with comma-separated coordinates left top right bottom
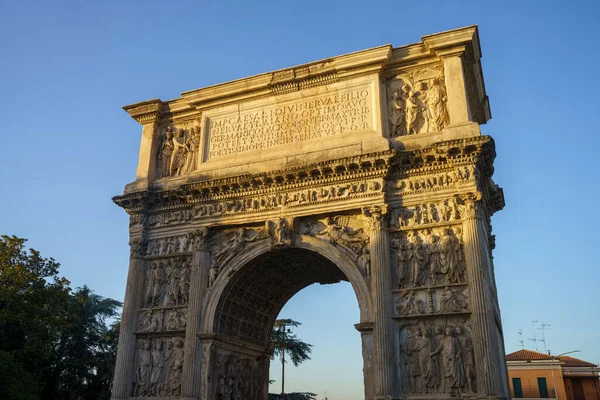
(113, 150, 395, 215)
(123, 99, 163, 125)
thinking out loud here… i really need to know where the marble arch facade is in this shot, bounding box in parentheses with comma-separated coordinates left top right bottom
(111, 26, 509, 400)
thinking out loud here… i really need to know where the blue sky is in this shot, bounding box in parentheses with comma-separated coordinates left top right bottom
(1, 1, 599, 399)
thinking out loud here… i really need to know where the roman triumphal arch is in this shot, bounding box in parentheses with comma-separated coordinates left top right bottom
(111, 26, 509, 400)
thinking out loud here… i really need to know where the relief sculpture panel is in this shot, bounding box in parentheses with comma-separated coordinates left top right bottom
(392, 227, 466, 290)
(144, 256, 192, 308)
(157, 119, 202, 179)
(133, 336, 185, 397)
(300, 214, 371, 276)
(398, 321, 477, 396)
(387, 67, 449, 137)
(206, 347, 268, 400)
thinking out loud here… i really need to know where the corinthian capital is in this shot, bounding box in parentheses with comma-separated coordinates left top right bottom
(129, 237, 147, 259)
(362, 205, 389, 230)
(189, 227, 211, 251)
(457, 194, 485, 220)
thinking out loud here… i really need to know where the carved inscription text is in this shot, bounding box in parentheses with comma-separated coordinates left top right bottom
(207, 88, 372, 158)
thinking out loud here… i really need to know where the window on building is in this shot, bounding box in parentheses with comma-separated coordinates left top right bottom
(538, 377, 549, 398)
(513, 378, 523, 398)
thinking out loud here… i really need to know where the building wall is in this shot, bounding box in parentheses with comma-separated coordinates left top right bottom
(508, 367, 567, 399)
(564, 377, 600, 400)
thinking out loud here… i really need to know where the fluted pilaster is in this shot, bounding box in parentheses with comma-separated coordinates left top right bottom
(364, 207, 397, 399)
(111, 239, 146, 399)
(180, 228, 211, 400)
(461, 200, 501, 396)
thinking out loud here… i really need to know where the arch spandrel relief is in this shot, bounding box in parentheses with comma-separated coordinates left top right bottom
(112, 26, 508, 400)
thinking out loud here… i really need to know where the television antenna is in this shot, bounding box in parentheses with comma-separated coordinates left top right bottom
(517, 329, 525, 350)
(529, 320, 539, 351)
(538, 323, 551, 354)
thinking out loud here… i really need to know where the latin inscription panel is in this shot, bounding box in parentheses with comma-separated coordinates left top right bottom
(205, 86, 373, 159)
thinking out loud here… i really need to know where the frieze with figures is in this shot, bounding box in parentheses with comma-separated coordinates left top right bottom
(133, 336, 185, 397)
(389, 165, 479, 196)
(390, 196, 477, 229)
(141, 179, 383, 227)
(398, 320, 477, 396)
(393, 284, 470, 318)
(144, 256, 192, 308)
(138, 307, 187, 333)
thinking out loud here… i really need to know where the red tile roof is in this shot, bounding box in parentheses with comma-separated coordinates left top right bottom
(506, 349, 598, 368)
(559, 356, 598, 368)
(506, 349, 554, 361)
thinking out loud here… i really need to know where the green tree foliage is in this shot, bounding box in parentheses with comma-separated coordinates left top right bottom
(0, 235, 122, 400)
(269, 319, 315, 399)
(270, 319, 313, 367)
(0, 350, 40, 400)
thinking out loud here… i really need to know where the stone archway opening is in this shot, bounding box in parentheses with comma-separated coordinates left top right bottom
(214, 248, 347, 346)
(204, 247, 368, 400)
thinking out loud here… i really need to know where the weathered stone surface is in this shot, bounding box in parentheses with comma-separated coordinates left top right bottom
(112, 25, 508, 400)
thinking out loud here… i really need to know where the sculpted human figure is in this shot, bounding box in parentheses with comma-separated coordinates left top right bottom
(166, 260, 180, 306)
(425, 77, 448, 131)
(139, 309, 161, 332)
(170, 128, 187, 176)
(357, 246, 371, 277)
(428, 234, 441, 285)
(431, 327, 466, 394)
(150, 262, 166, 306)
(410, 234, 428, 287)
(389, 90, 407, 136)
(273, 217, 291, 246)
(397, 290, 419, 315)
(418, 329, 439, 394)
(166, 309, 186, 330)
(424, 329, 441, 393)
(450, 227, 466, 283)
(178, 261, 190, 305)
(213, 227, 260, 267)
(208, 261, 219, 287)
(150, 340, 165, 396)
(456, 326, 476, 393)
(145, 263, 156, 306)
(135, 340, 152, 396)
(183, 126, 200, 174)
(439, 286, 469, 313)
(405, 87, 422, 135)
(159, 128, 174, 178)
(168, 339, 184, 396)
(407, 327, 423, 392)
(396, 238, 410, 288)
(438, 229, 457, 281)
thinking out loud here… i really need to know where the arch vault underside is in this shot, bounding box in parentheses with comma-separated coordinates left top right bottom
(111, 26, 510, 400)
